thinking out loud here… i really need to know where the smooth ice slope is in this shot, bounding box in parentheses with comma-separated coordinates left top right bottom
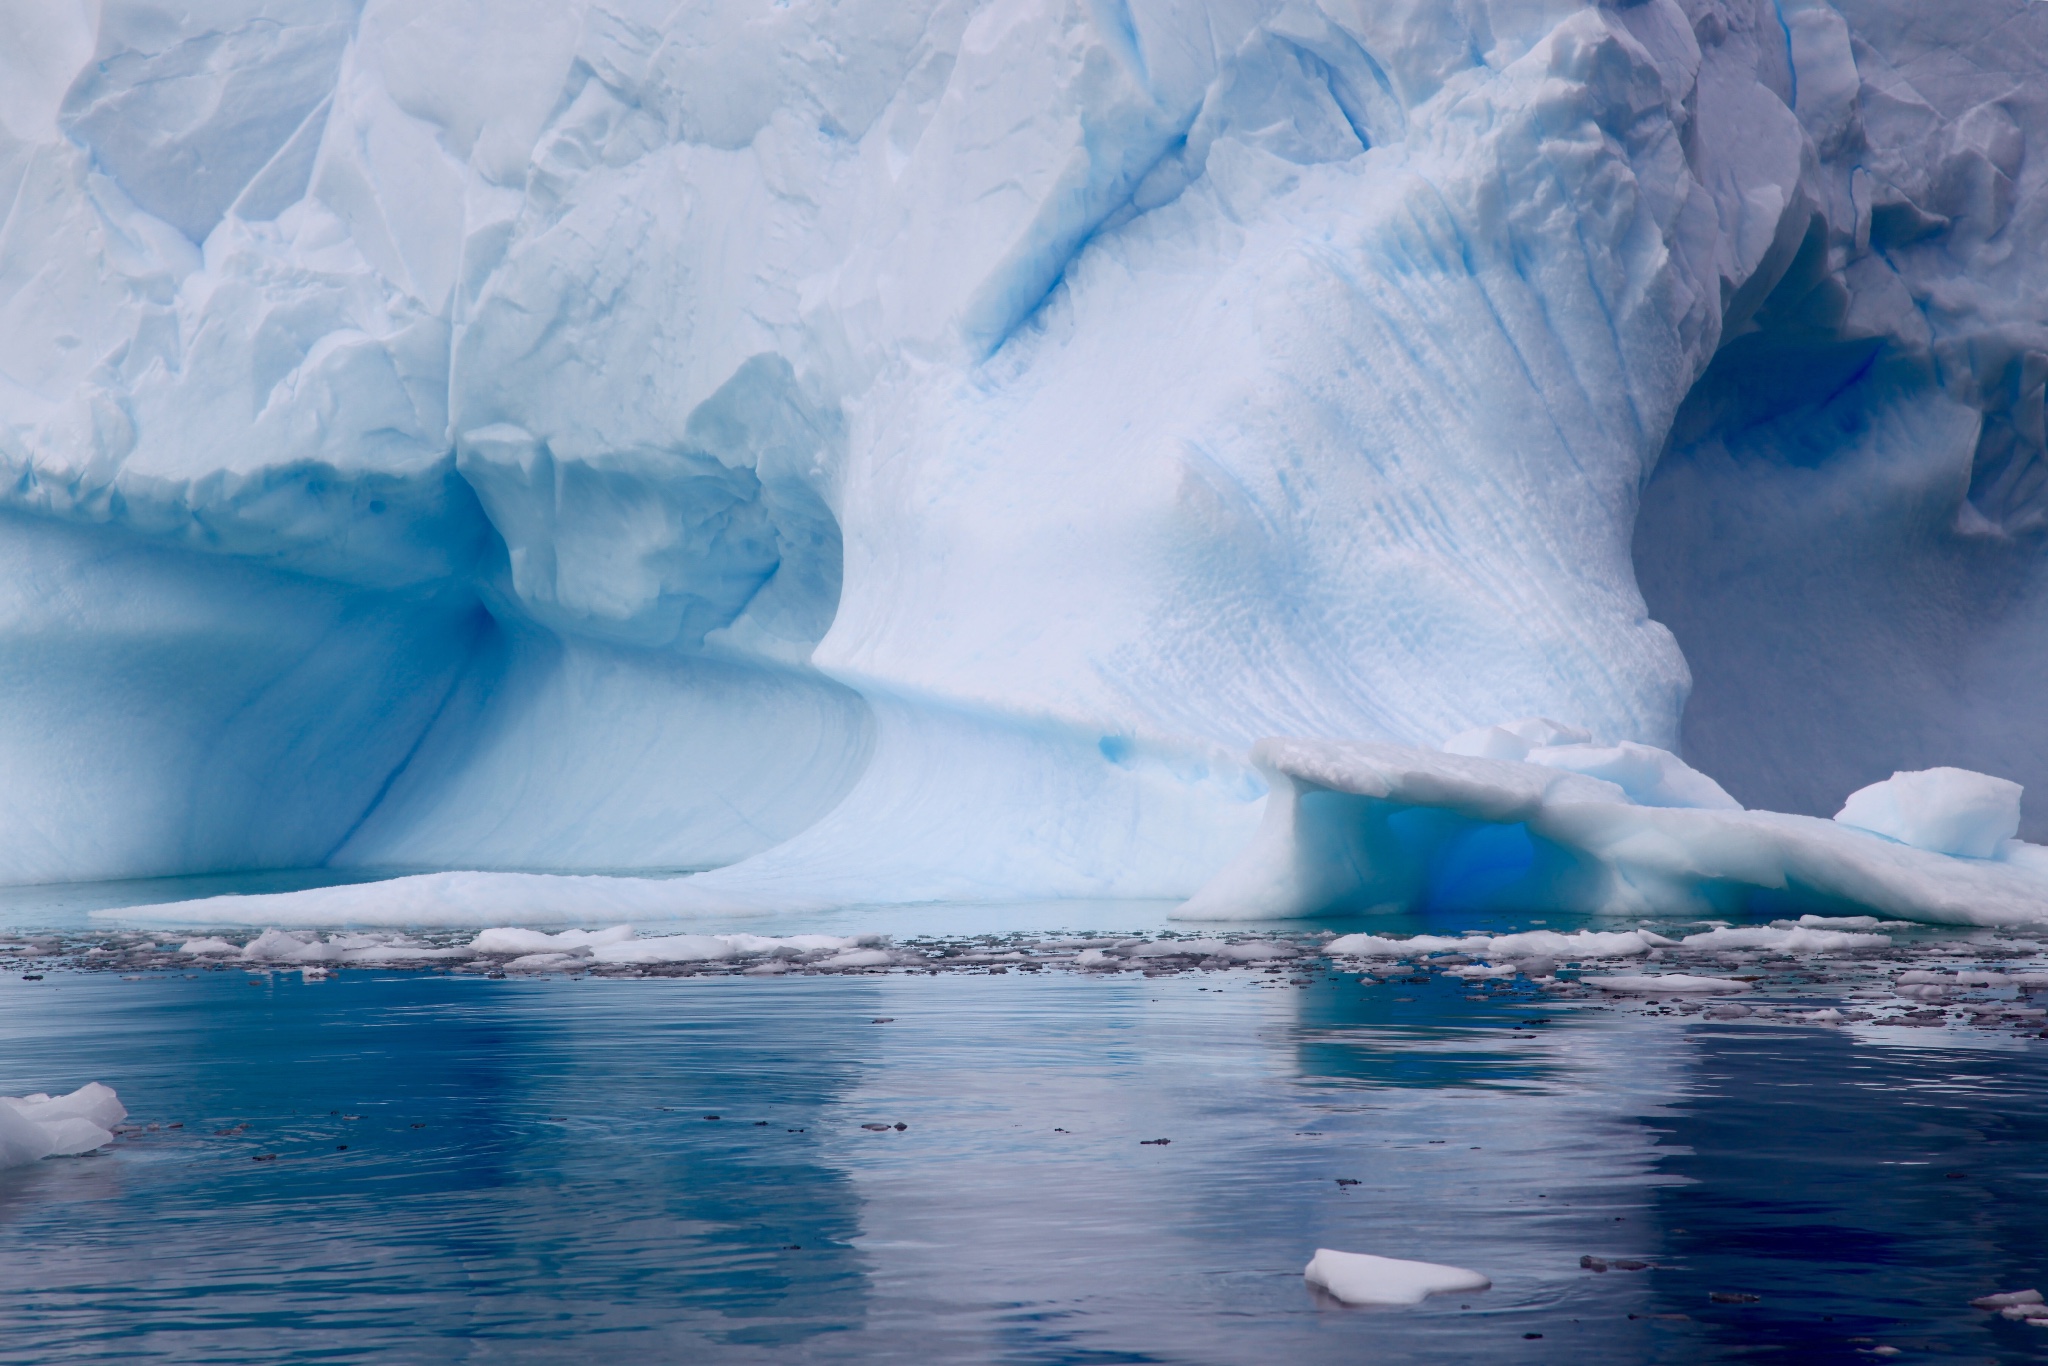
(3, 0, 2046, 915)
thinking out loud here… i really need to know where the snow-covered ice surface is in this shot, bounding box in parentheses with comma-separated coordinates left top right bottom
(3, 0, 2046, 924)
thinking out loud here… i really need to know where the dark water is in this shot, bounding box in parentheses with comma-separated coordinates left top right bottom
(4, 967, 2047, 1363)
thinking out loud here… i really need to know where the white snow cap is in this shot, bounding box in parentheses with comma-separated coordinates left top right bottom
(1444, 721, 1739, 809)
(1443, 718, 1591, 763)
(1304, 1249, 1490, 1306)
(0, 1083, 126, 1169)
(1835, 768, 2023, 859)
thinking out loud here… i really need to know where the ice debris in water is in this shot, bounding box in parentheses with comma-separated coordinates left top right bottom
(1835, 769, 2024, 859)
(1679, 926, 1891, 953)
(1974, 1291, 2048, 1324)
(181, 931, 469, 964)
(469, 927, 637, 954)
(0, 1084, 126, 1169)
(1326, 929, 1668, 960)
(1304, 1250, 1490, 1306)
(463, 927, 895, 970)
(1584, 974, 1751, 996)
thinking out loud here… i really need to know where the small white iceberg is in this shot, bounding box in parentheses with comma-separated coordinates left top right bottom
(0, 1083, 127, 1170)
(1304, 1249, 1491, 1306)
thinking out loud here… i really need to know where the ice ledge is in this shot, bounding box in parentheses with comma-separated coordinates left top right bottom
(1176, 738, 2048, 927)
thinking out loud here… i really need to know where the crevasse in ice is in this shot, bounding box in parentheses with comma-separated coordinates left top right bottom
(3, 1, 2046, 923)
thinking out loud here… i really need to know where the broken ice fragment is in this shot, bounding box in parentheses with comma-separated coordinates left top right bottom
(1304, 1250, 1490, 1306)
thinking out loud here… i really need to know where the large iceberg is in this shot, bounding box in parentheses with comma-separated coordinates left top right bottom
(2, 0, 2045, 923)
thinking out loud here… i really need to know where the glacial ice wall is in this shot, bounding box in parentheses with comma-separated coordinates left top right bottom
(1, 0, 2043, 909)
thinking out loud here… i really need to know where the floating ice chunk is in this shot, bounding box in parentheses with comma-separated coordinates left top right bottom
(1443, 718, 1592, 763)
(471, 926, 636, 954)
(504, 953, 584, 972)
(1324, 934, 1473, 958)
(1897, 970, 2011, 986)
(812, 948, 896, 970)
(0, 1083, 126, 1169)
(1680, 926, 1890, 952)
(1585, 974, 1750, 994)
(178, 938, 241, 955)
(1524, 742, 1742, 811)
(239, 930, 341, 963)
(1304, 1249, 1491, 1306)
(590, 935, 738, 964)
(1475, 930, 1670, 959)
(718, 933, 871, 955)
(1836, 768, 2023, 859)
(1324, 929, 1664, 960)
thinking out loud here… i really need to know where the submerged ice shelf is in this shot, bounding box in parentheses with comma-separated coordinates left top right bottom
(3, 0, 2046, 915)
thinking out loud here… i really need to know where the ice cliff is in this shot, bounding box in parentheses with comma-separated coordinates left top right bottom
(2, 0, 2045, 922)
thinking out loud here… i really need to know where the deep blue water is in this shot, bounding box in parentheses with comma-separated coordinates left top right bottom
(5, 965, 2048, 1363)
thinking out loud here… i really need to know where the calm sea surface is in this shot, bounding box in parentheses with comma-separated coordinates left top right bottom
(6, 933, 2048, 1363)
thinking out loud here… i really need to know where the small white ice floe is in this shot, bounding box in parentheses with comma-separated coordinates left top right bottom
(1585, 974, 1750, 995)
(1972, 1289, 2048, 1323)
(472, 926, 635, 954)
(1304, 1249, 1491, 1306)
(504, 953, 585, 972)
(178, 937, 240, 956)
(1680, 926, 1889, 953)
(0, 1083, 126, 1169)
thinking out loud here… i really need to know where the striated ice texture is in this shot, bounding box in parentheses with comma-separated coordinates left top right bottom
(2, 0, 2046, 922)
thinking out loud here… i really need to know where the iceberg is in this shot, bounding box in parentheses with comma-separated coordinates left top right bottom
(0, 0, 2042, 924)
(0, 1083, 127, 1169)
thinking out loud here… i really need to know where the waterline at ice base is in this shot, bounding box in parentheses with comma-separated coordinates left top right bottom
(4, 0, 2047, 933)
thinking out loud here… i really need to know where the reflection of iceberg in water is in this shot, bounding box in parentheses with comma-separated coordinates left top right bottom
(815, 974, 1693, 1358)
